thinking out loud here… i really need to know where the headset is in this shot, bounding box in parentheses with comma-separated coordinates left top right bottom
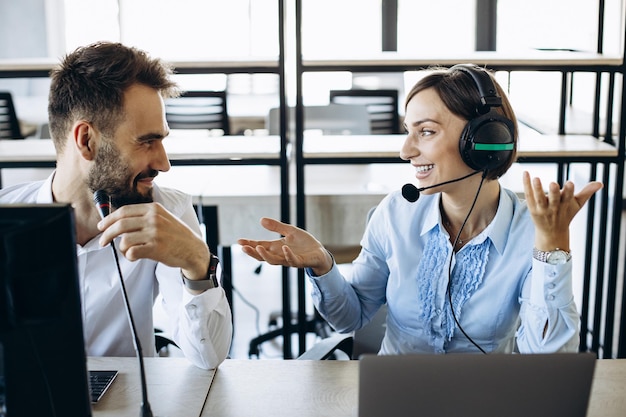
(450, 64, 515, 172)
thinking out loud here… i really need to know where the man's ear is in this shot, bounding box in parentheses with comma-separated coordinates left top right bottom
(73, 121, 97, 161)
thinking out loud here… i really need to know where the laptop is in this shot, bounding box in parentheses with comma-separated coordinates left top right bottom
(358, 352, 596, 417)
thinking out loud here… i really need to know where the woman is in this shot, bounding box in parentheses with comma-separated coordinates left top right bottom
(238, 64, 602, 354)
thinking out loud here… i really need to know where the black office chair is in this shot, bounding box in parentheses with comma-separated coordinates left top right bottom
(165, 91, 231, 135)
(0, 91, 24, 139)
(154, 327, 179, 356)
(329, 89, 401, 134)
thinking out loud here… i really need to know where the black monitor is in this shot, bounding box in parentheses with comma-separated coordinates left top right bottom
(0, 204, 92, 416)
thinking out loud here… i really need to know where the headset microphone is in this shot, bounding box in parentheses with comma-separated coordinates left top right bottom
(402, 170, 482, 203)
(401, 183, 420, 203)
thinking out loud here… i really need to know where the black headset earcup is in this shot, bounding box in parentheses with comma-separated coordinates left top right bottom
(459, 111, 515, 171)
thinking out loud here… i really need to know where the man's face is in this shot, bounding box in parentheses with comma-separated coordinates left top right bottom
(86, 137, 156, 207)
(86, 84, 171, 208)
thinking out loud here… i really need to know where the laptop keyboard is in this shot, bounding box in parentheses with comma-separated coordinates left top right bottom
(89, 370, 118, 403)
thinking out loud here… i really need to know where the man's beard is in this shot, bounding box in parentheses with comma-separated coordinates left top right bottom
(87, 139, 157, 208)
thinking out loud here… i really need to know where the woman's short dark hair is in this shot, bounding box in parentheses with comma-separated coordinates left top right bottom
(404, 66, 518, 180)
(48, 41, 179, 152)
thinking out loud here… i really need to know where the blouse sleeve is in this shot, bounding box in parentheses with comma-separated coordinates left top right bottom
(307, 202, 390, 333)
(516, 259, 580, 353)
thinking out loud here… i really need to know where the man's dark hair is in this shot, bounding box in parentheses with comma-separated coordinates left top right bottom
(48, 41, 179, 152)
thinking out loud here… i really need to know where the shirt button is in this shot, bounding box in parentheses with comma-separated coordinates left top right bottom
(547, 283, 556, 289)
(187, 304, 198, 319)
(436, 309, 442, 315)
(200, 338, 206, 344)
(547, 295, 555, 301)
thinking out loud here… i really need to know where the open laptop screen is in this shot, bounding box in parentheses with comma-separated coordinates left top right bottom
(359, 352, 596, 417)
(0, 204, 92, 416)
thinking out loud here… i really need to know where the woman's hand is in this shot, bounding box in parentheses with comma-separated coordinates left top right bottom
(238, 217, 334, 276)
(522, 171, 603, 251)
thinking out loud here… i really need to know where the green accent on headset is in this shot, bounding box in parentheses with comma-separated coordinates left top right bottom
(474, 143, 514, 151)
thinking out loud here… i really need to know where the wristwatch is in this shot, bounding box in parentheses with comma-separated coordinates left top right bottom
(533, 248, 571, 265)
(181, 254, 220, 290)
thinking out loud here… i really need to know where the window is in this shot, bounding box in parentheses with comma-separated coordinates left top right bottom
(63, 0, 279, 59)
(498, 0, 624, 54)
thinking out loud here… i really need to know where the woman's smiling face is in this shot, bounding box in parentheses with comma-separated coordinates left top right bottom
(400, 87, 474, 195)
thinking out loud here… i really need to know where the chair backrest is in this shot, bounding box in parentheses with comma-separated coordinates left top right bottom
(266, 103, 371, 135)
(352, 304, 387, 359)
(165, 90, 230, 135)
(329, 89, 401, 134)
(295, 304, 387, 360)
(0, 91, 24, 139)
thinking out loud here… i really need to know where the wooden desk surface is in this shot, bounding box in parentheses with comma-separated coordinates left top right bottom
(0, 57, 280, 77)
(203, 360, 359, 417)
(303, 133, 618, 160)
(84, 357, 626, 417)
(302, 51, 623, 70)
(201, 358, 626, 417)
(2, 52, 620, 77)
(0, 134, 281, 166)
(1, 130, 616, 167)
(89, 356, 215, 417)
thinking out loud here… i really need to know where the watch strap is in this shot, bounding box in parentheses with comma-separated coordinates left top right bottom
(181, 254, 220, 290)
(532, 247, 571, 263)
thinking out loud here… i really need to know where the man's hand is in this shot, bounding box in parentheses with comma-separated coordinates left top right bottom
(97, 202, 210, 279)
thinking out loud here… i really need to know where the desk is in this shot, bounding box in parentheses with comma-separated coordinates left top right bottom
(205, 358, 625, 417)
(0, 135, 397, 246)
(88, 356, 215, 417)
(0, 58, 280, 78)
(9, 133, 610, 246)
(301, 51, 623, 72)
(0, 135, 288, 245)
(0, 134, 282, 168)
(302, 132, 618, 163)
(87, 357, 626, 417)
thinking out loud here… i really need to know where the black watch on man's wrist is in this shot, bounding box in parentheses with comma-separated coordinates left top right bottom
(181, 254, 220, 290)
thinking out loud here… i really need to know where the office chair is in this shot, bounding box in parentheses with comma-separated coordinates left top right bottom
(0, 91, 24, 139)
(329, 89, 401, 134)
(297, 304, 388, 360)
(165, 91, 231, 135)
(154, 328, 179, 356)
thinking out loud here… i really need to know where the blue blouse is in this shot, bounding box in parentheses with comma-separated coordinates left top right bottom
(308, 188, 579, 354)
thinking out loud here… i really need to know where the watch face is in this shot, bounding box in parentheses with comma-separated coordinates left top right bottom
(547, 250, 568, 265)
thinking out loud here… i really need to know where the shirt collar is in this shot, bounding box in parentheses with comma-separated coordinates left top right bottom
(420, 194, 442, 237)
(418, 187, 513, 254)
(488, 187, 514, 255)
(36, 171, 56, 203)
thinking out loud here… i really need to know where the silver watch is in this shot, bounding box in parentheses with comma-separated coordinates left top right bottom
(533, 248, 571, 265)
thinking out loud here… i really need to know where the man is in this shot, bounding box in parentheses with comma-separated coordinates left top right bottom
(0, 41, 232, 369)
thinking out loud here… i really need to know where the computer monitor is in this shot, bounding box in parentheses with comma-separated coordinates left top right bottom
(0, 204, 92, 416)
